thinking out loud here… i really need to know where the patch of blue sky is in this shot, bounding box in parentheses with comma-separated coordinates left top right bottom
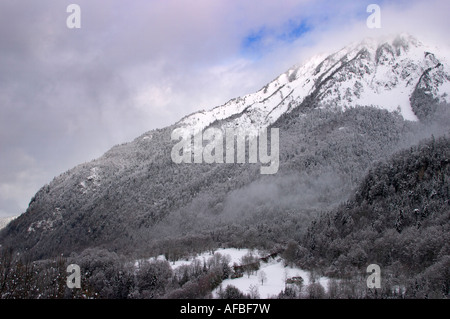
(241, 20, 311, 59)
(241, 27, 268, 55)
(279, 20, 311, 42)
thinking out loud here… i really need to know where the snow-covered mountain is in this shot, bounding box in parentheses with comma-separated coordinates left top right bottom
(178, 33, 450, 131)
(1, 34, 449, 260)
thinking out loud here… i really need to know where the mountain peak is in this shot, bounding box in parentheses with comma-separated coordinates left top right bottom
(178, 34, 450, 131)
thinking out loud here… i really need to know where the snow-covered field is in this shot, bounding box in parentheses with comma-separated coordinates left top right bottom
(141, 248, 330, 299)
(212, 249, 330, 298)
(213, 256, 330, 299)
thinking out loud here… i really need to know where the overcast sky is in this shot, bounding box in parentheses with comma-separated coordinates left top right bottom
(0, 0, 449, 217)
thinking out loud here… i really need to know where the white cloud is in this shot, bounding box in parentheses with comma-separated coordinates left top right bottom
(0, 150, 47, 217)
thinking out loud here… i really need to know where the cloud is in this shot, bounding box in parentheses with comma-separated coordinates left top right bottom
(0, 148, 47, 215)
(0, 0, 449, 217)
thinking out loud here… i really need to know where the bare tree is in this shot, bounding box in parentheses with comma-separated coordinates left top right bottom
(247, 284, 260, 299)
(258, 270, 267, 286)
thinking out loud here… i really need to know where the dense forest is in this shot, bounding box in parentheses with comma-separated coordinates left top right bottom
(296, 135, 450, 298)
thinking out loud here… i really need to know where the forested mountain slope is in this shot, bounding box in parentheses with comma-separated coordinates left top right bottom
(0, 34, 449, 263)
(297, 135, 449, 298)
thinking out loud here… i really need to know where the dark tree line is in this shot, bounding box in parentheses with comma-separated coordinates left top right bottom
(0, 246, 236, 299)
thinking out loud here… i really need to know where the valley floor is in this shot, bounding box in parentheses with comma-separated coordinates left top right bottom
(142, 247, 331, 299)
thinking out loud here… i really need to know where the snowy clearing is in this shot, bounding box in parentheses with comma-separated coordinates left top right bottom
(211, 250, 330, 299)
(139, 247, 330, 299)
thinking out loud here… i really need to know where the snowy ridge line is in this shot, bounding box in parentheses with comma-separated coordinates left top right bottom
(176, 34, 450, 133)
